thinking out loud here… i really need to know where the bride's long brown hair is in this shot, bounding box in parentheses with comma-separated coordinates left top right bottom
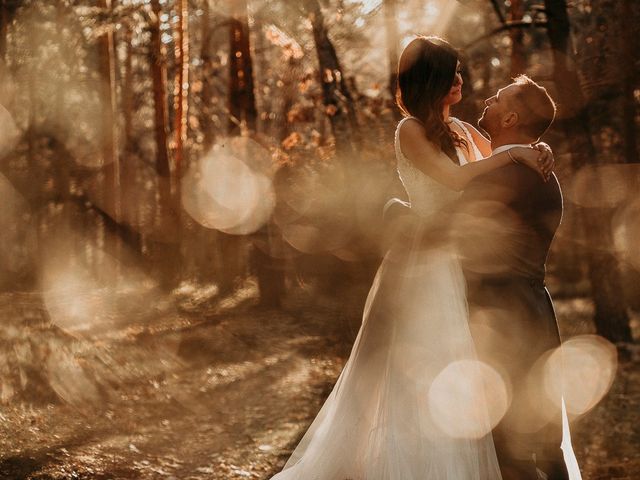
(396, 36, 467, 163)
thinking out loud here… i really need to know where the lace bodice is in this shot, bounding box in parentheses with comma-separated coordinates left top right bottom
(394, 116, 479, 218)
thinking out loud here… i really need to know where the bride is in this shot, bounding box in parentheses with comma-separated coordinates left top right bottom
(269, 36, 552, 480)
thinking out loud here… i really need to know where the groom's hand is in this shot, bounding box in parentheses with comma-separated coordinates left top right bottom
(382, 198, 411, 225)
(381, 198, 417, 248)
(533, 142, 554, 181)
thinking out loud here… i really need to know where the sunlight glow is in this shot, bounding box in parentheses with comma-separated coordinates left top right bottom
(0, 103, 19, 156)
(182, 137, 275, 235)
(425, 2, 440, 18)
(44, 265, 107, 333)
(356, 0, 382, 15)
(612, 198, 640, 271)
(567, 164, 639, 209)
(41, 225, 156, 335)
(46, 345, 102, 406)
(428, 360, 509, 439)
(399, 1, 459, 49)
(15, 6, 105, 167)
(543, 335, 618, 416)
(264, 24, 303, 60)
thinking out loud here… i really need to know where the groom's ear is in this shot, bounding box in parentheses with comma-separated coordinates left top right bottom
(501, 111, 519, 129)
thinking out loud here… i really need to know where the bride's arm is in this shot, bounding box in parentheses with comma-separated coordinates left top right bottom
(461, 120, 555, 172)
(399, 119, 547, 192)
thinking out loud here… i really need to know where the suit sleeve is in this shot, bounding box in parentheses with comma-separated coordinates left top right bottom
(459, 164, 525, 206)
(454, 165, 543, 277)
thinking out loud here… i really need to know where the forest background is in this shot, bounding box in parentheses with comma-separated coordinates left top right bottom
(0, 0, 638, 479)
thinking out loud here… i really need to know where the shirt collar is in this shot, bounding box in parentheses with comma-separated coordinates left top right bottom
(492, 143, 531, 155)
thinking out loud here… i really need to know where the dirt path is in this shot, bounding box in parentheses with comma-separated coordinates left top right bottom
(0, 288, 638, 480)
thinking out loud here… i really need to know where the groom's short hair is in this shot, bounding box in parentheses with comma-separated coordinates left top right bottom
(510, 75, 556, 141)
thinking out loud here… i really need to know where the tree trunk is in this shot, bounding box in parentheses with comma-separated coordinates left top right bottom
(123, 27, 134, 154)
(172, 0, 189, 283)
(52, 4, 71, 206)
(544, 0, 632, 343)
(26, 8, 41, 287)
(216, 0, 258, 294)
(226, 1, 285, 305)
(509, 0, 526, 76)
(173, 0, 189, 190)
(383, 0, 399, 105)
(149, 0, 171, 201)
(252, 18, 272, 137)
(489, 0, 506, 25)
(228, 0, 257, 135)
(620, 0, 639, 164)
(150, 0, 178, 289)
(120, 24, 145, 255)
(194, 0, 219, 284)
(278, 53, 303, 143)
(200, 0, 216, 150)
(305, 0, 356, 157)
(97, 0, 120, 220)
(0, 0, 7, 61)
(96, 0, 124, 284)
(251, 226, 285, 309)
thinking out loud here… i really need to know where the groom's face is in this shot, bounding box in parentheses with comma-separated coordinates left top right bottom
(478, 84, 519, 137)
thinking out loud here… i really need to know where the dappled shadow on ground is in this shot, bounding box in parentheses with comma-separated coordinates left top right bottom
(0, 281, 363, 479)
(0, 286, 637, 480)
(571, 343, 640, 480)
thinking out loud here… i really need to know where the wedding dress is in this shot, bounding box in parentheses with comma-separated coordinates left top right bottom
(270, 117, 503, 479)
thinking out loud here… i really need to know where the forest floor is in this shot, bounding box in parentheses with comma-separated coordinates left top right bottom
(0, 281, 638, 480)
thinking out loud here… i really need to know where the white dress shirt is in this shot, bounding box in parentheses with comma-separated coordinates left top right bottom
(491, 143, 531, 155)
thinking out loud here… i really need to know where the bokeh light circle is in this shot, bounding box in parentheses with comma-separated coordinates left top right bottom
(565, 164, 638, 209)
(182, 139, 275, 235)
(612, 198, 640, 271)
(543, 335, 617, 416)
(428, 360, 510, 439)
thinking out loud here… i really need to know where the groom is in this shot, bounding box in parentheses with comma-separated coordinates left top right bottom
(383, 75, 569, 479)
(454, 75, 569, 480)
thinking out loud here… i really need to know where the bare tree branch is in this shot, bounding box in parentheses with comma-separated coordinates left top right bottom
(489, 0, 507, 25)
(463, 19, 547, 50)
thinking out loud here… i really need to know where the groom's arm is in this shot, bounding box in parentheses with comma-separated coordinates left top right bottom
(454, 165, 547, 271)
(381, 197, 419, 247)
(382, 197, 451, 250)
(382, 197, 411, 226)
(459, 164, 523, 206)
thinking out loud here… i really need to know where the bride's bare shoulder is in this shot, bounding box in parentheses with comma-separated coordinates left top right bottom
(459, 120, 485, 139)
(460, 121, 492, 156)
(398, 118, 438, 157)
(398, 116, 423, 133)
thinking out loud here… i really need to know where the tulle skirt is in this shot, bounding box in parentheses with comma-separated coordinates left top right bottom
(270, 237, 503, 480)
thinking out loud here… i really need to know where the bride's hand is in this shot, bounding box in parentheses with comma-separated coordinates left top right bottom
(533, 142, 554, 180)
(511, 146, 552, 181)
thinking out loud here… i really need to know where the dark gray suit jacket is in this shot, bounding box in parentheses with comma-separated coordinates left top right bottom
(457, 164, 563, 358)
(456, 164, 568, 479)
